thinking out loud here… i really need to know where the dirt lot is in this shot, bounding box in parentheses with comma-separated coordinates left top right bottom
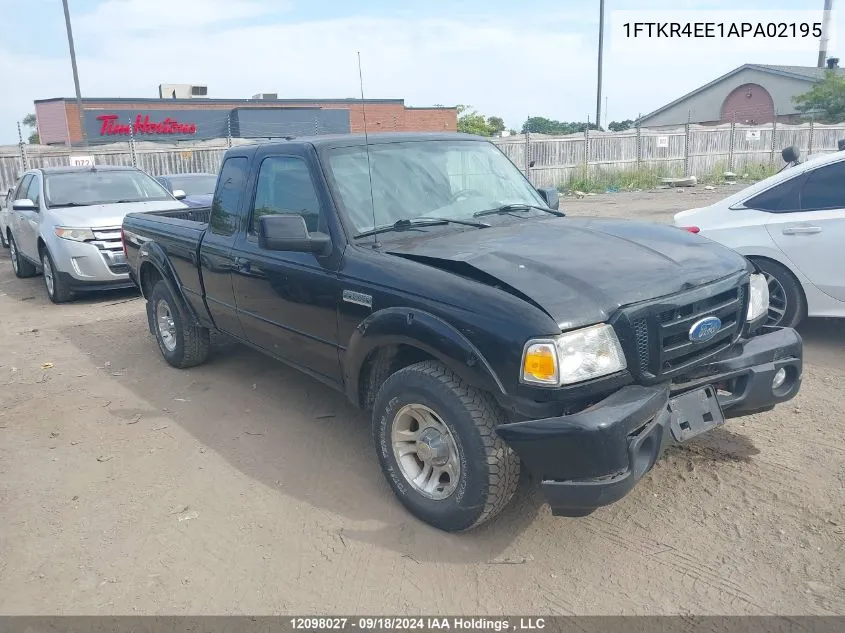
(1, 186, 843, 615)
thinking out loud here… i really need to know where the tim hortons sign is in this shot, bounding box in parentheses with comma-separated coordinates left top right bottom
(96, 114, 198, 137)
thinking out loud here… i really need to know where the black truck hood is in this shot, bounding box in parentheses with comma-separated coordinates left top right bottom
(385, 217, 748, 330)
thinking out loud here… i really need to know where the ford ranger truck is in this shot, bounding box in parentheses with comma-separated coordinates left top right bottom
(121, 133, 803, 532)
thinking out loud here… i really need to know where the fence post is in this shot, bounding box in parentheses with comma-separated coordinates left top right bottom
(770, 116, 777, 165)
(524, 116, 531, 180)
(128, 121, 137, 168)
(808, 118, 815, 155)
(17, 121, 29, 172)
(728, 121, 736, 171)
(635, 121, 642, 171)
(584, 116, 591, 178)
(683, 111, 691, 176)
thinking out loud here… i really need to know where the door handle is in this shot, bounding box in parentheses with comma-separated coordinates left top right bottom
(235, 257, 251, 272)
(782, 226, 821, 235)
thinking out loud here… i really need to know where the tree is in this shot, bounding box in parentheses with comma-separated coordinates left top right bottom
(521, 117, 600, 135)
(22, 113, 39, 144)
(486, 116, 505, 135)
(456, 105, 507, 136)
(608, 119, 635, 132)
(793, 70, 845, 123)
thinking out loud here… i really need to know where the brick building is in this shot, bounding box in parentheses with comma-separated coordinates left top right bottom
(33, 96, 457, 146)
(637, 59, 843, 129)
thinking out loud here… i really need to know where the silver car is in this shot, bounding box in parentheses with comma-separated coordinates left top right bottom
(6, 165, 186, 303)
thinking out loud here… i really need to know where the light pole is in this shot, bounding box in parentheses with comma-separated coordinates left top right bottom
(61, 0, 87, 146)
(817, 0, 834, 67)
(596, 0, 605, 130)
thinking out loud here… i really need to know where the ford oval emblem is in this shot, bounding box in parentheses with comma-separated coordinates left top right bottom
(689, 316, 722, 343)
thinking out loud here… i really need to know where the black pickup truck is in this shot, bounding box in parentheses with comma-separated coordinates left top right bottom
(122, 132, 803, 532)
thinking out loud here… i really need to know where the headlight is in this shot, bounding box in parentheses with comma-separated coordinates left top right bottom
(55, 227, 95, 242)
(521, 324, 627, 386)
(747, 273, 769, 321)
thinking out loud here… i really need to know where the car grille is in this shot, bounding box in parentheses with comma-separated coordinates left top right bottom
(616, 274, 749, 383)
(90, 227, 127, 274)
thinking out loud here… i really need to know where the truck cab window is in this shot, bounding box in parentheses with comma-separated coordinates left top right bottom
(210, 157, 249, 236)
(251, 156, 322, 234)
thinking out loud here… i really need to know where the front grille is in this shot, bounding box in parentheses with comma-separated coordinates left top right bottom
(90, 226, 127, 273)
(617, 276, 748, 382)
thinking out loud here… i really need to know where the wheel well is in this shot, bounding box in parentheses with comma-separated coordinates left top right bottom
(747, 255, 808, 316)
(139, 262, 164, 298)
(358, 344, 438, 410)
(37, 237, 46, 257)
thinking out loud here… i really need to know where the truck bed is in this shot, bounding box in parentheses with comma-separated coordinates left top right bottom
(123, 206, 211, 312)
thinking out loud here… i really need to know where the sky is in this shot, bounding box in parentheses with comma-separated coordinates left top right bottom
(0, 0, 841, 144)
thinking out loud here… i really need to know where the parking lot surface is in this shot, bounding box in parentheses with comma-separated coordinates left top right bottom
(1, 186, 843, 615)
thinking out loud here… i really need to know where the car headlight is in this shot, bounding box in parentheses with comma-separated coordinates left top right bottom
(747, 273, 769, 321)
(55, 227, 95, 242)
(521, 324, 627, 386)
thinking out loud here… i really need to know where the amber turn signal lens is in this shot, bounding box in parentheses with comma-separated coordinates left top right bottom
(522, 343, 558, 384)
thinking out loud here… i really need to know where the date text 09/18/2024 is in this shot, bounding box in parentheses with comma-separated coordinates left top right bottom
(290, 617, 547, 630)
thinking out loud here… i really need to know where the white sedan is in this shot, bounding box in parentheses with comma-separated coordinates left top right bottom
(674, 151, 845, 328)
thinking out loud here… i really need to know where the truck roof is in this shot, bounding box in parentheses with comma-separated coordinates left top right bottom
(239, 132, 488, 152)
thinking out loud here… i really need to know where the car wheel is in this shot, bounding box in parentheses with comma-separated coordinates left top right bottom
(372, 360, 520, 532)
(8, 233, 36, 278)
(751, 258, 806, 328)
(41, 248, 73, 303)
(149, 280, 210, 368)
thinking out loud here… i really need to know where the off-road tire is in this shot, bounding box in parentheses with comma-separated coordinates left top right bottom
(9, 233, 36, 278)
(372, 360, 520, 532)
(149, 280, 210, 368)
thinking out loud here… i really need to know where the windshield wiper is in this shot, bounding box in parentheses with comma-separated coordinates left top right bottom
(353, 217, 490, 239)
(49, 202, 84, 208)
(473, 203, 565, 218)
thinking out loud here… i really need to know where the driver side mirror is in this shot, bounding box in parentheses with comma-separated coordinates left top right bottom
(172, 189, 187, 200)
(13, 198, 37, 211)
(536, 187, 559, 210)
(258, 214, 331, 255)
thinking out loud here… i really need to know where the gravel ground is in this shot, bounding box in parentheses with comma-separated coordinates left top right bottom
(0, 185, 843, 615)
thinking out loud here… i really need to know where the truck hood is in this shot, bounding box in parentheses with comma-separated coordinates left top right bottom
(385, 217, 748, 329)
(48, 200, 186, 228)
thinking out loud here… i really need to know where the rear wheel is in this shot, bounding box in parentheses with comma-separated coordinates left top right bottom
(751, 258, 806, 328)
(8, 234, 36, 278)
(149, 280, 210, 368)
(372, 360, 520, 532)
(41, 248, 73, 303)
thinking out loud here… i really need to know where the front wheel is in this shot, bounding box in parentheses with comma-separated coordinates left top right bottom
(372, 360, 520, 532)
(42, 248, 73, 303)
(751, 258, 806, 328)
(149, 280, 210, 368)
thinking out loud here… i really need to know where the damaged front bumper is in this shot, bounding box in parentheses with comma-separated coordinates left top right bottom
(495, 326, 802, 517)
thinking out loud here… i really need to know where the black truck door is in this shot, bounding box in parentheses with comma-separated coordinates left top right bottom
(230, 148, 343, 386)
(200, 156, 249, 339)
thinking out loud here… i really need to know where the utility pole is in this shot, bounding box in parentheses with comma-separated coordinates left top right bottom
(595, 0, 605, 130)
(818, 0, 834, 67)
(62, 0, 87, 146)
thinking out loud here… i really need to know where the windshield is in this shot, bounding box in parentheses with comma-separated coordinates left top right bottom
(167, 175, 217, 197)
(44, 170, 173, 208)
(325, 140, 547, 233)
